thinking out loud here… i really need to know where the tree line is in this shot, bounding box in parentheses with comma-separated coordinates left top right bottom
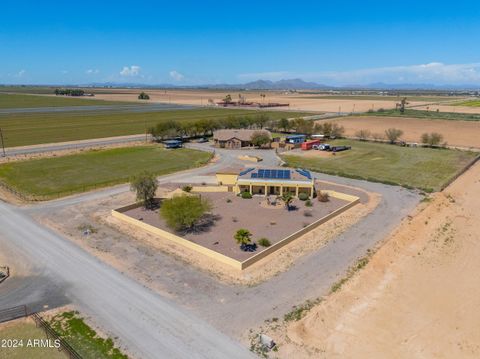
(149, 115, 345, 140)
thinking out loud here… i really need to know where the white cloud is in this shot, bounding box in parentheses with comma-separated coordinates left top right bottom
(238, 62, 480, 85)
(16, 69, 26, 77)
(85, 69, 99, 75)
(169, 70, 184, 81)
(120, 65, 141, 77)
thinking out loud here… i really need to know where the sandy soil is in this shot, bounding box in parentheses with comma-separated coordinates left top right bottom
(415, 104, 480, 114)
(34, 181, 379, 285)
(269, 161, 480, 358)
(327, 116, 480, 149)
(91, 90, 432, 113)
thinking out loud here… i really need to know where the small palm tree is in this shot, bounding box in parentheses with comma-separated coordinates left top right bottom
(280, 192, 294, 211)
(234, 229, 252, 246)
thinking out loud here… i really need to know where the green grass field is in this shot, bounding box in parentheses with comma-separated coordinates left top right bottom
(0, 146, 211, 199)
(0, 320, 67, 359)
(49, 311, 127, 359)
(0, 93, 133, 108)
(282, 140, 477, 192)
(363, 108, 480, 121)
(0, 108, 308, 148)
(454, 99, 480, 107)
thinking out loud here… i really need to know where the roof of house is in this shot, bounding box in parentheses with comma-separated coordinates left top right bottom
(213, 129, 271, 142)
(237, 167, 313, 183)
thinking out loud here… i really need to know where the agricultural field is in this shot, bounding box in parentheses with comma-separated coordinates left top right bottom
(326, 115, 480, 148)
(282, 140, 478, 192)
(296, 94, 456, 102)
(362, 108, 480, 121)
(0, 108, 306, 148)
(454, 99, 480, 107)
(0, 93, 132, 108)
(0, 146, 211, 199)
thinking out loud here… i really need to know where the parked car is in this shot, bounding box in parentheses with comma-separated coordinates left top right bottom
(329, 145, 351, 152)
(318, 144, 331, 150)
(196, 137, 208, 143)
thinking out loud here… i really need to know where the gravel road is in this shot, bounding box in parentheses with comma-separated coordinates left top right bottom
(0, 143, 419, 356)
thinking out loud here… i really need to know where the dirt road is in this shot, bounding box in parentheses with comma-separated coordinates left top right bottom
(277, 162, 480, 358)
(0, 202, 253, 359)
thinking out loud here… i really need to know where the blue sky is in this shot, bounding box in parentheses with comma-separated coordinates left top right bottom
(1, 1, 480, 86)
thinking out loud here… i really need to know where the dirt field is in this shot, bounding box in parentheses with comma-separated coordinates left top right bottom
(268, 161, 480, 358)
(416, 103, 480, 114)
(89, 90, 434, 113)
(327, 115, 480, 148)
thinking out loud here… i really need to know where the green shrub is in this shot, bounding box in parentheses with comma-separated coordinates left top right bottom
(305, 199, 313, 207)
(258, 238, 271, 247)
(298, 192, 309, 201)
(182, 185, 192, 192)
(241, 191, 252, 199)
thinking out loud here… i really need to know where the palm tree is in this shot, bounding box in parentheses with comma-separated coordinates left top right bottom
(280, 192, 294, 211)
(234, 229, 252, 246)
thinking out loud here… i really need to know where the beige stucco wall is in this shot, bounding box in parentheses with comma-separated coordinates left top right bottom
(112, 190, 359, 271)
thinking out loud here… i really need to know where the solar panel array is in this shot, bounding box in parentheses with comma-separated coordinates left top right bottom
(295, 169, 312, 179)
(239, 168, 255, 176)
(251, 169, 291, 179)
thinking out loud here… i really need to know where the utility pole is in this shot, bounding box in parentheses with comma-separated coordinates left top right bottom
(0, 128, 5, 157)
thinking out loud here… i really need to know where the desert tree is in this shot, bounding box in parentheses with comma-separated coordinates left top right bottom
(250, 131, 271, 148)
(421, 132, 444, 147)
(130, 171, 158, 209)
(280, 192, 294, 211)
(355, 129, 371, 141)
(385, 128, 404, 144)
(160, 194, 212, 231)
(234, 229, 252, 246)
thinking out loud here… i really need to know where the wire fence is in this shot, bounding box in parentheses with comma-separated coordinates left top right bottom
(31, 313, 83, 359)
(0, 305, 83, 359)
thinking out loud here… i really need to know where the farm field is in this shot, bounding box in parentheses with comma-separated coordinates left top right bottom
(296, 94, 456, 102)
(86, 88, 435, 112)
(0, 318, 66, 359)
(0, 146, 211, 199)
(327, 115, 480, 148)
(454, 99, 480, 107)
(0, 93, 133, 108)
(282, 140, 477, 192)
(0, 108, 306, 148)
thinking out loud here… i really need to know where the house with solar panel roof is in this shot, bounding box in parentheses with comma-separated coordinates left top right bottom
(215, 167, 315, 198)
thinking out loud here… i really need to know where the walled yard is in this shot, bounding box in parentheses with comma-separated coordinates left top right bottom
(121, 188, 353, 262)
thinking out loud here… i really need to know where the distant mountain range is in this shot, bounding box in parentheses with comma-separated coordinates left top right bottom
(83, 78, 479, 91)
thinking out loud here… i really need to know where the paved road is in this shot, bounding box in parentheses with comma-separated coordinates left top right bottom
(0, 202, 253, 359)
(4, 135, 150, 157)
(0, 103, 195, 114)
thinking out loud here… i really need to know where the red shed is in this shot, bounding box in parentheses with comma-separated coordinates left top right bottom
(301, 139, 321, 150)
